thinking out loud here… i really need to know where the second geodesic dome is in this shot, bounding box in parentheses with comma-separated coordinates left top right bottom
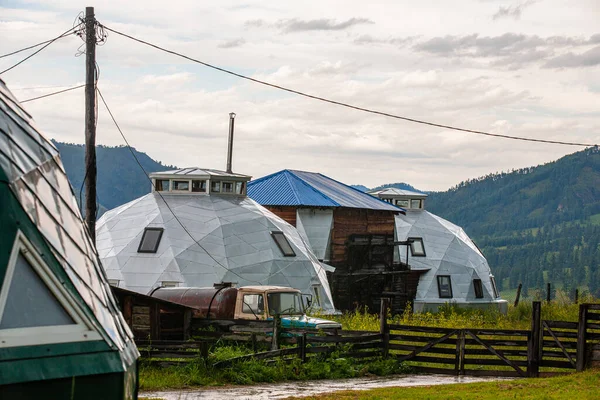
(96, 169, 335, 313)
(395, 210, 508, 313)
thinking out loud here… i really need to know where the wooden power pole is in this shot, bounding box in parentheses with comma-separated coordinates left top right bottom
(84, 6, 97, 244)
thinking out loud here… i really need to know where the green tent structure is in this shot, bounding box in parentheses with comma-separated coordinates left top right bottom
(0, 78, 139, 398)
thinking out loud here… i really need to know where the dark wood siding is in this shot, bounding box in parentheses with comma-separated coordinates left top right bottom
(265, 206, 297, 226)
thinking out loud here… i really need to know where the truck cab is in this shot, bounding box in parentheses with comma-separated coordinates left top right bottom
(235, 286, 341, 329)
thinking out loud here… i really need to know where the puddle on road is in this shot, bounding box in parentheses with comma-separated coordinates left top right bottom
(142, 374, 513, 400)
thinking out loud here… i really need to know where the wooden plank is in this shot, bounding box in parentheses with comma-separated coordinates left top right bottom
(464, 338, 529, 347)
(388, 324, 455, 334)
(306, 334, 382, 344)
(408, 355, 456, 365)
(467, 329, 530, 336)
(587, 313, 600, 321)
(305, 346, 334, 354)
(463, 358, 528, 367)
(140, 351, 202, 359)
(340, 351, 382, 359)
(390, 344, 456, 355)
(587, 323, 600, 330)
(585, 304, 600, 311)
(529, 301, 541, 377)
(543, 321, 579, 330)
(466, 331, 527, 377)
(389, 333, 450, 343)
(543, 340, 578, 349)
(465, 348, 529, 357)
(540, 360, 577, 369)
(543, 330, 579, 339)
(213, 347, 299, 368)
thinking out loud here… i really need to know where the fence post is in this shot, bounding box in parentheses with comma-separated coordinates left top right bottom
(380, 297, 389, 359)
(455, 330, 465, 376)
(514, 283, 522, 307)
(546, 283, 551, 303)
(575, 289, 579, 304)
(201, 341, 209, 361)
(576, 304, 589, 372)
(271, 315, 280, 351)
(299, 332, 307, 363)
(529, 301, 542, 377)
(251, 333, 257, 354)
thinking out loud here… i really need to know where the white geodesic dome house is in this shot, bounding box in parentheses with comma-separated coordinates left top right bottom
(394, 209, 508, 313)
(96, 168, 335, 313)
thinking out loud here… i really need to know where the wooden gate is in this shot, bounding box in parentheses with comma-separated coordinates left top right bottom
(387, 325, 531, 377)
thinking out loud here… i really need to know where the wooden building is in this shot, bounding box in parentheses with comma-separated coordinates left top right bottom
(248, 170, 419, 313)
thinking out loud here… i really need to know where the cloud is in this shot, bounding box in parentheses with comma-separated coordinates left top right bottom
(245, 18, 373, 33)
(543, 45, 600, 68)
(353, 34, 416, 47)
(218, 38, 246, 48)
(492, 0, 537, 20)
(413, 33, 600, 68)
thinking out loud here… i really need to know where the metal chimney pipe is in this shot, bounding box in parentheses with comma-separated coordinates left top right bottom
(226, 112, 236, 173)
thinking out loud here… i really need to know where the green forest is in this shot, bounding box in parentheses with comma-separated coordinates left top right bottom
(427, 146, 600, 298)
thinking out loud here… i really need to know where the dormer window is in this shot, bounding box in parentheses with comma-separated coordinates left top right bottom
(235, 182, 245, 195)
(192, 180, 207, 192)
(156, 179, 170, 191)
(172, 180, 190, 191)
(211, 181, 221, 193)
(396, 199, 409, 208)
(410, 199, 422, 209)
(222, 182, 234, 193)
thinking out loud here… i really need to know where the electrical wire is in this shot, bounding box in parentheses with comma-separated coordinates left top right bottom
(0, 38, 64, 59)
(100, 24, 597, 148)
(0, 25, 81, 75)
(96, 86, 265, 286)
(20, 84, 85, 103)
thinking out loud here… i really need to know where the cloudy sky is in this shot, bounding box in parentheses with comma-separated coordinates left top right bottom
(1, 0, 599, 191)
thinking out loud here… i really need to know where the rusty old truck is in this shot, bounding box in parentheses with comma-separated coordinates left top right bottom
(151, 284, 341, 330)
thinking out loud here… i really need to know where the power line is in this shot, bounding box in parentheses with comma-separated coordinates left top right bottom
(0, 38, 64, 59)
(101, 24, 597, 148)
(96, 86, 265, 286)
(0, 26, 79, 75)
(20, 84, 85, 103)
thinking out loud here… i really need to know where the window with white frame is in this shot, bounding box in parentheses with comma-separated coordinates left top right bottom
(211, 181, 221, 193)
(155, 179, 170, 191)
(192, 180, 206, 192)
(0, 233, 101, 348)
(235, 181, 245, 195)
(172, 180, 190, 191)
(396, 199, 409, 207)
(222, 182, 234, 193)
(410, 199, 422, 209)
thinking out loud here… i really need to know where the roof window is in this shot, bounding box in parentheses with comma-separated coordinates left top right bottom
(271, 231, 296, 257)
(409, 237, 426, 257)
(211, 181, 221, 193)
(222, 182, 234, 193)
(437, 275, 453, 299)
(155, 179, 170, 191)
(410, 199, 423, 209)
(172, 180, 190, 191)
(138, 227, 164, 253)
(192, 180, 206, 192)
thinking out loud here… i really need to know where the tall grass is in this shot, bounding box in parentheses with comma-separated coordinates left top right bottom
(325, 290, 599, 332)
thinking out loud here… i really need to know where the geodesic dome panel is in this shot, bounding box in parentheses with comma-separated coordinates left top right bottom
(394, 210, 501, 304)
(96, 193, 335, 312)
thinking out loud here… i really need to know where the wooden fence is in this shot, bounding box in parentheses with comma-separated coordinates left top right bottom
(137, 302, 600, 377)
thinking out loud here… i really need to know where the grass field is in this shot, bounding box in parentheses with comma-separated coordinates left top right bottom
(286, 369, 600, 400)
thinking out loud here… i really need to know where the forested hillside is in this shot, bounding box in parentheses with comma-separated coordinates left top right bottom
(54, 141, 175, 213)
(427, 147, 600, 297)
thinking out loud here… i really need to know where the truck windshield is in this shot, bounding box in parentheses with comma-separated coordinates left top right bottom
(267, 292, 304, 315)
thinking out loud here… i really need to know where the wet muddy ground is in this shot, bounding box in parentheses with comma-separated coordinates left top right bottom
(142, 374, 513, 399)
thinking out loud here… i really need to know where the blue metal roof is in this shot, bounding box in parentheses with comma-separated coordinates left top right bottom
(247, 170, 403, 212)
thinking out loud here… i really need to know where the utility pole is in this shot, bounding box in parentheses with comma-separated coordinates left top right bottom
(84, 6, 97, 244)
